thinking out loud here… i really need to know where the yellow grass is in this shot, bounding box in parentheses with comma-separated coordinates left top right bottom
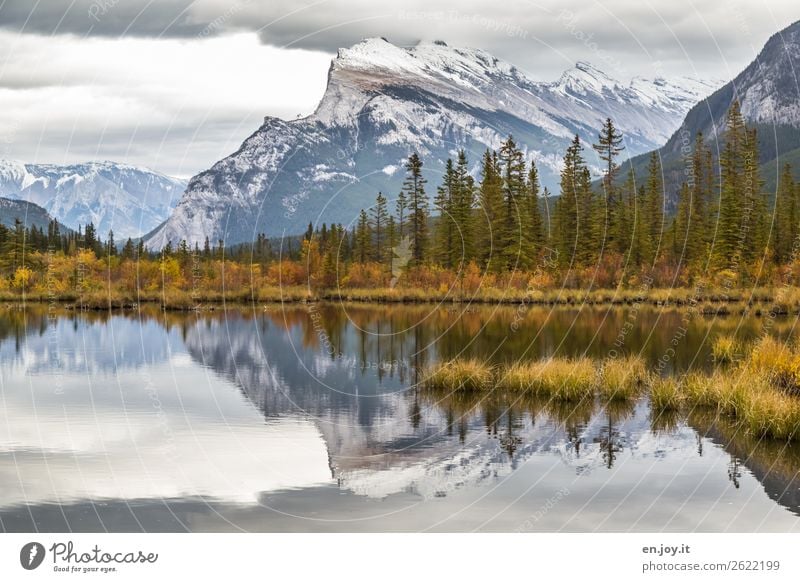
(597, 355, 649, 401)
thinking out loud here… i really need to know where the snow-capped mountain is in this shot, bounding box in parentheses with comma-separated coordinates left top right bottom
(633, 19, 800, 197)
(0, 160, 186, 240)
(147, 38, 719, 248)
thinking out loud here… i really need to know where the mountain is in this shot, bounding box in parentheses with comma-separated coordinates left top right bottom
(626, 19, 800, 204)
(0, 160, 186, 240)
(146, 38, 719, 248)
(0, 196, 65, 232)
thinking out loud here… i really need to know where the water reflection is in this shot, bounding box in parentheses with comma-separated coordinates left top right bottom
(0, 303, 799, 532)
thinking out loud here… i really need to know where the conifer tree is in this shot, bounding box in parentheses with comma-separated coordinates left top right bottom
(498, 136, 529, 270)
(593, 118, 625, 253)
(371, 192, 389, 265)
(402, 153, 429, 267)
(477, 150, 504, 272)
(355, 209, 372, 264)
(775, 164, 798, 263)
(434, 159, 456, 268)
(555, 135, 594, 266)
(643, 152, 664, 264)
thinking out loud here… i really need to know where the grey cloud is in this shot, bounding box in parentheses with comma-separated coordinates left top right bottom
(0, 0, 205, 38)
(1, 0, 796, 79)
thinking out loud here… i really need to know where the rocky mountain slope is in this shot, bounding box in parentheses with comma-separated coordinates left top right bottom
(0, 160, 186, 240)
(626, 19, 800, 201)
(146, 38, 718, 248)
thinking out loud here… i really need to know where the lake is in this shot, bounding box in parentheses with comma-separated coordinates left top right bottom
(1, 302, 799, 532)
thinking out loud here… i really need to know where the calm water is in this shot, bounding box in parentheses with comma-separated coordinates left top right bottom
(1, 302, 799, 532)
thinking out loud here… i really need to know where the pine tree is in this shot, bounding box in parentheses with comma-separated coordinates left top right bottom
(498, 135, 529, 270)
(371, 192, 389, 265)
(775, 163, 797, 263)
(106, 230, 117, 257)
(396, 189, 408, 240)
(528, 161, 545, 251)
(686, 133, 714, 266)
(592, 118, 625, 253)
(433, 159, 456, 268)
(555, 135, 594, 266)
(643, 151, 664, 264)
(402, 153, 429, 267)
(452, 150, 476, 265)
(354, 209, 372, 264)
(478, 150, 504, 272)
(716, 101, 748, 265)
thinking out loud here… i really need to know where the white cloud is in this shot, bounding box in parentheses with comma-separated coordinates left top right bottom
(0, 0, 797, 178)
(0, 32, 330, 177)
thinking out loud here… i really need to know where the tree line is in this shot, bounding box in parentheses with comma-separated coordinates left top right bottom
(1, 100, 798, 297)
(332, 100, 798, 288)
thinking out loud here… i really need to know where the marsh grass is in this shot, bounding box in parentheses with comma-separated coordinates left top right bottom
(747, 336, 800, 394)
(597, 356, 649, 401)
(711, 335, 741, 364)
(497, 358, 596, 401)
(423, 358, 494, 391)
(650, 376, 683, 412)
(422, 338, 800, 441)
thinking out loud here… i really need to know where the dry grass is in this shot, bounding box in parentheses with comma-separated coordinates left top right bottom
(650, 376, 683, 412)
(497, 358, 596, 401)
(747, 335, 800, 394)
(597, 355, 649, 401)
(711, 335, 741, 364)
(423, 358, 495, 391)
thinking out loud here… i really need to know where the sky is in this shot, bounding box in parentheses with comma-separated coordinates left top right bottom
(0, 0, 797, 178)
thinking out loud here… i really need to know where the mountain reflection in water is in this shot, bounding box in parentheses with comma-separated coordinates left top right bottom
(0, 304, 798, 532)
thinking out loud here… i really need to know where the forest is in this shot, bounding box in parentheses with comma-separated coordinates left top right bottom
(1, 101, 799, 307)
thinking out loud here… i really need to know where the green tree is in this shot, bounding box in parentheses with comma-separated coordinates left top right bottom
(371, 192, 389, 265)
(592, 118, 625, 253)
(478, 150, 504, 272)
(402, 153, 429, 267)
(354, 209, 372, 264)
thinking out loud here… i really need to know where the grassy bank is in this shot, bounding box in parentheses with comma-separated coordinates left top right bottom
(424, 337, 800, 441)
(4, 285, 800, 311)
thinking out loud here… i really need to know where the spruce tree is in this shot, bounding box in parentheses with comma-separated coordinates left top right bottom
(592, 118, 625, 253)
(643, 152, 664, 264)
(434, 159, 456, 268)
(453, 150, 476, 266)
(498, 136, 529, 270)
(402, 153, 429, 267)
(371, 192, 389, 265)
(355, 209, 371, 264)
(477, 150, 504, 272)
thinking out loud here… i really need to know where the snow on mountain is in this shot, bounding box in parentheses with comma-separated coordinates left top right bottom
(627, 19, 800, 201)
(147, 37, 720, 248)
(0, 160, 186, 240)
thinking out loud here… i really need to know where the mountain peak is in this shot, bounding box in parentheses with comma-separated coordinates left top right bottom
(147, 38, 719, 248)
(555, 61, 620, 95)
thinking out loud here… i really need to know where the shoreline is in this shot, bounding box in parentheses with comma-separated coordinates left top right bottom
(0, 286, 799, 312)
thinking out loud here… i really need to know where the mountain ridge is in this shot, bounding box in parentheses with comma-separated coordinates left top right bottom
(145, 37, 720, 249)
(0, 159, 187, 240)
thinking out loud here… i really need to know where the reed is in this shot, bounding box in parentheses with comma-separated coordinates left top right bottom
(423, 358, 494, 391)
(711, 335, 740, 364)
(650, 376, 683, 411)
(496, 358, 595, 401)
(747, 335, 800, 393)
(597, 355, 649, 401)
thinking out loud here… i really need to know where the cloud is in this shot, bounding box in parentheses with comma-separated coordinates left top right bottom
(0, 31, 330, 177)
(0, 0, 797, 178)
(2, 0, 797, 79)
